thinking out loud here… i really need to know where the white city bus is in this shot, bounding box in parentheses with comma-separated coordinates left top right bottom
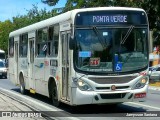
(8, 7, 149, 106)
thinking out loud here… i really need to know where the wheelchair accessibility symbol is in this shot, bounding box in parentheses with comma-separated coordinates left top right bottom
(115, 63, 122, 71)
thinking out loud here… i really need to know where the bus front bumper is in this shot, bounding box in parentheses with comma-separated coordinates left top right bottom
(71, 85, 148, 105)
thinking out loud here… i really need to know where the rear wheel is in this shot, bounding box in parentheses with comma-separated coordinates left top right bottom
(50, 82, 60, 107)
(19, 74, 27, 94)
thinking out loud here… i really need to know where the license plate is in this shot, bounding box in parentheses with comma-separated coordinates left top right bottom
(134, 93, 146, 98)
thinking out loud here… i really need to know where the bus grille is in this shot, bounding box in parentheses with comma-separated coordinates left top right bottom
(100, 93, 126, 99)
(96, 87, 110, 90)
(89, 76, 136, 84)
(96, 86, 129, 90)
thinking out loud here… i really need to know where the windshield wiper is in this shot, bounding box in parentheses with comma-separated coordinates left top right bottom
(73, 74, 87, 82)
(92, 26, 107, 49)
(121, 25, 134, 44)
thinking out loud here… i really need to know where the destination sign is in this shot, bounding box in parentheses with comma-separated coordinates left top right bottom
(93, 15, 127, 23)
(75, 11, 147, 25)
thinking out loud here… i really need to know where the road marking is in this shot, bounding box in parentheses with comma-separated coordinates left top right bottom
(128, 102, 160, 110)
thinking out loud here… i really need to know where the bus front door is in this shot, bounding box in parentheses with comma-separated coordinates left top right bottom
(28, 38, 35, 93)
(61, 31, 70, 101)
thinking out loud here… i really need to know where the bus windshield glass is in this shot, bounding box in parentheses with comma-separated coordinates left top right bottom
(75, 27, 148, 73)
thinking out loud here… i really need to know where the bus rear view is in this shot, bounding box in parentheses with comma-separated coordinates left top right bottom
(70, 7, 149, 105)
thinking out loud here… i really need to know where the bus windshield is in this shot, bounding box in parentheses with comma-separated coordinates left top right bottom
(74, 27, 148, 73)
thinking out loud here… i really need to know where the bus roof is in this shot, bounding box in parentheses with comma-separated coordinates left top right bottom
(9, 7, 145, 37)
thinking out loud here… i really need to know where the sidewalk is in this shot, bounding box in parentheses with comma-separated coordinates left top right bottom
(0, 92, 45, 120)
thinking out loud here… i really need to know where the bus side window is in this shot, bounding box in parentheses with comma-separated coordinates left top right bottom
(19, 34, 28, 57)
(9, 37, 14, 57)
(54, 25, 59, 56)
(48, 26, 54, 56)
(48, 24, 59, 57)
(36, 28, 48, 57)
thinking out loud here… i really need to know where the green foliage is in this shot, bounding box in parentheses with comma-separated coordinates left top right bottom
(0, 20, 13, 54)
(41, 0, 59, 6)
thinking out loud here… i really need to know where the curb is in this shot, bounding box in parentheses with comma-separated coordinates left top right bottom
(0, 87, 80, 120)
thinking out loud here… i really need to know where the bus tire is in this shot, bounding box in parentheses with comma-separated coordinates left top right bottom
(50, 82, 60, 107)
(19, 74, 27, 95)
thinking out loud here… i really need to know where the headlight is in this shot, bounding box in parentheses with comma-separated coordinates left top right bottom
(73, 78, 93, 91)
(133, 77, 148, 89)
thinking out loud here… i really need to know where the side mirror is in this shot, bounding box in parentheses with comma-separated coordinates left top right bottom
(69, 36, 75, 50)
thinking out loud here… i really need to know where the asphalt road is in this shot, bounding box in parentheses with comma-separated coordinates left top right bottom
(0, 78, 160, 120)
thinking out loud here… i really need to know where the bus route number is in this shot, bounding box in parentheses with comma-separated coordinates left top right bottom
(90, 58, 100, 66)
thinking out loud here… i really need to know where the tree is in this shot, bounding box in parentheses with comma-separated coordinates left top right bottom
(140, 0, 160, 30)
(41, 0, 59, 6)
(0, 20, 13, 53)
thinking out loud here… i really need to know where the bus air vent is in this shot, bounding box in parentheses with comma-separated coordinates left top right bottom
(100, 93, 126, 99)
(96, 87, 110, 90)
(89, 76, 136, 84)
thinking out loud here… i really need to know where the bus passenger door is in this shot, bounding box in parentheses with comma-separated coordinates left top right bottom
(61, 31, 70, 101)
(28, 38, 35, 91)
(14, 42, 19, 84)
